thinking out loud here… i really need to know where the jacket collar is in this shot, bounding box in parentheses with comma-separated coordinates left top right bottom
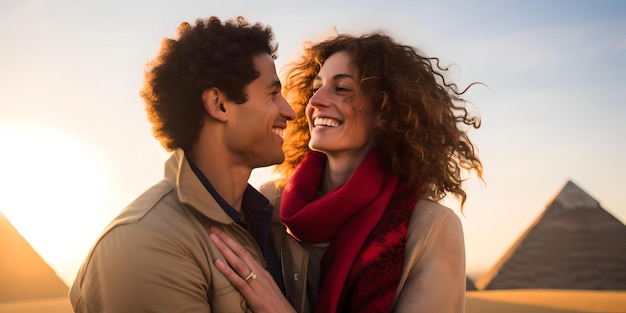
(164, 149, 272, 225)
(164, 149, 234, 224)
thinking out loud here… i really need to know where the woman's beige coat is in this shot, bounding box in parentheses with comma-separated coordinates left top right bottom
(263, 182, 466, 313)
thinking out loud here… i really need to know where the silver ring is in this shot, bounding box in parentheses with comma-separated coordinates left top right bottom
(244, 270, 256, 282)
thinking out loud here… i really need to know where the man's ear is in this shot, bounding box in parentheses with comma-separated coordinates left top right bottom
(202, 88, 228, 122)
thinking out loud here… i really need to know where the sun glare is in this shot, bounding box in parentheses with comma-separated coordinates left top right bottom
(0, 122, 114, 285)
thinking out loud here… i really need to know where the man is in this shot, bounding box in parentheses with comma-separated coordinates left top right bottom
(70, 16, 300, 312)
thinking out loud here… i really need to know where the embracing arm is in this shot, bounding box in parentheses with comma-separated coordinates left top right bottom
(209, 227, 296, 313)
(393, 201, 466, 313)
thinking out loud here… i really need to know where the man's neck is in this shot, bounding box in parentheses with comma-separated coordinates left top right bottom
(188, 143, 251, 212)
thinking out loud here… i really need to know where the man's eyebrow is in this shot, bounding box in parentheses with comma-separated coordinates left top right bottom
(267, 80, 281, 90)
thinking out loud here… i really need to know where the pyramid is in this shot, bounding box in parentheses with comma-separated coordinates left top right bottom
(466, 277, 477, 291)
(0, 212, 68, 302)
(476, 180, 626, 290)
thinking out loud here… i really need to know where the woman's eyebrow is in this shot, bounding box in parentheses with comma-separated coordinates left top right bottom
(314, 73, 354, 82)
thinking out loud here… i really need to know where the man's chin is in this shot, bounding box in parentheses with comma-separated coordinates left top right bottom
(272, 155, 286, 165)
(257, 155, 285, 168)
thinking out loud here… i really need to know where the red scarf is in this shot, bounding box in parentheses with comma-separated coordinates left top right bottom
(280, 150, 416, 313)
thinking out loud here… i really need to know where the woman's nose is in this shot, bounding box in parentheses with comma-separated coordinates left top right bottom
(308, 87, 330, 109)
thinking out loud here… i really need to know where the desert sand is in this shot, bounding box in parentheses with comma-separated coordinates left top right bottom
(0, 297, 72, 313)
(466, 289, 626, 313)
(1, 290, 625, 313)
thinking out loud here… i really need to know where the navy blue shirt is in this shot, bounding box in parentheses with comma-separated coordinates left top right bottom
(187, 158, 286, 294)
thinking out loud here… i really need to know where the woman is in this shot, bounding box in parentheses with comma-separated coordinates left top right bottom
(210, 32, 483, 313)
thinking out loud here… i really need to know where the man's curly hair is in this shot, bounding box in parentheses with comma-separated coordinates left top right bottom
(140, 16, 277, 151)
(277, 33, 483, 207)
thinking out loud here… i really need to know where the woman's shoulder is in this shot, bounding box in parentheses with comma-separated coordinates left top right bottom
(411, 198, 460, 223)
(408, 198, 463, 240)
(259, 179, 284, 211)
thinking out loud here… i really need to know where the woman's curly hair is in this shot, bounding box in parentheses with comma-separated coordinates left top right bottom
(140, 16, 277, 151)
(276, 32, 483, 207)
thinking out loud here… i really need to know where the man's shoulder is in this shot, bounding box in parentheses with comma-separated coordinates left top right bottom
(69, 178, 221, 313)
(113, 180, 176, 226)
(90, 180, 183, 248)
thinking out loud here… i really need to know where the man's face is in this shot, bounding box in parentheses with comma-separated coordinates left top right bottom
(223, 53, 295, 169)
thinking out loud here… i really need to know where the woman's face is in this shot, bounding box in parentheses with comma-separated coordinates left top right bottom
(306, 51, 381, 160)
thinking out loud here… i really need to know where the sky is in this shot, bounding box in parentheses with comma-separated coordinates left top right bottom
(1, 0, 625, 286)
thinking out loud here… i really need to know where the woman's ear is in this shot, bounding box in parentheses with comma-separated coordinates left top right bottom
(202, 88, 228, 122)
(375, 112, 384, 128)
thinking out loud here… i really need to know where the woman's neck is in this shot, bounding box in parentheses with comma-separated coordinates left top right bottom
(320, 151, 370, 196)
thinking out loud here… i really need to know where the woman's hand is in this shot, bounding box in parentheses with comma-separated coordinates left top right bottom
(209, 226, 296, 313)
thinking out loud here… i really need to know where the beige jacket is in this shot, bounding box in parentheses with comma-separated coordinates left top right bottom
(262, 182, 466, 313)
(69, 150, 308, 313)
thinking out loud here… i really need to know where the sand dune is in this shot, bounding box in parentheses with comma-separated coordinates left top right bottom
(0, 297, 72, 313)
(0, 290, 624, 313)
(468, 297, 580, 313)
(466, 290, 626, 313)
